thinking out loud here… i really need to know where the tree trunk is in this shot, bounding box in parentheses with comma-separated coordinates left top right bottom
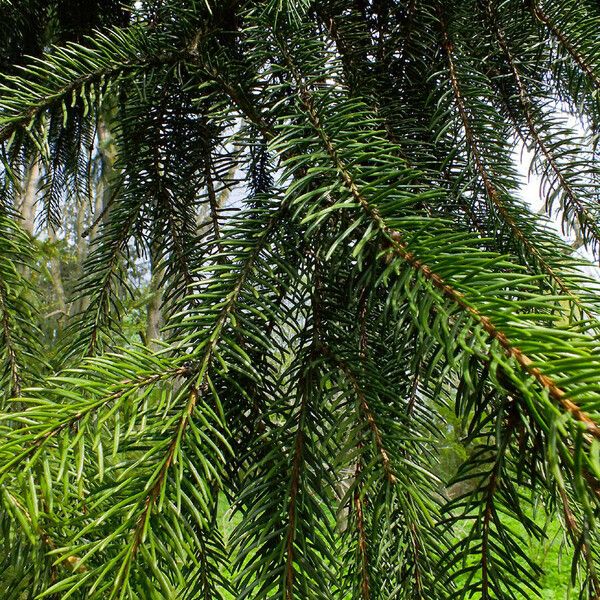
(18, 159, 40, 235)
(145, 242, 164, 349)
(47, 225, 68, 335)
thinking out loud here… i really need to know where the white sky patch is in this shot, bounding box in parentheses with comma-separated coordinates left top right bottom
(514, 142, 600, 281)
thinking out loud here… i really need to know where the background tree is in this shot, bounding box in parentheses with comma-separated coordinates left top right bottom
(1, 0, 600, 598)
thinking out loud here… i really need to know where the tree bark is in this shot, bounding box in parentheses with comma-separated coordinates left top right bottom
(18, 159, 40, 235)
(145, 241, 164, 349)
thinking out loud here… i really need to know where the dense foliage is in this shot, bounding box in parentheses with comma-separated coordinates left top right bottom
(1, 0, 600, 598)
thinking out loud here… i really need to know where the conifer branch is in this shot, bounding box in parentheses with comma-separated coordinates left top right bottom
(0, 276, 21, 397)
(482, 0, 600, 251)
(323, 348, 395, 484)
(0, 28, 196, 147)
(114, 382, 205, 594)
(278, 37, 600, 438)
(529, 1, 600, 89)
(353, 456, 370, 600)
(203, 147, 224, 255)
(284, 387, 306, 600)
(0, 363, 196, 484)
(1, 3, 600, 596)
(438, 15, 582, 302)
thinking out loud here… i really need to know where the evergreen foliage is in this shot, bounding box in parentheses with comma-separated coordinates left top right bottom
(1, 1, 600, 597)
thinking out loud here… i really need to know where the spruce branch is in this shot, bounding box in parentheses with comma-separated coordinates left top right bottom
(481, 0, 600, 256)
(276, 35, 600, 437)
(438, 13, 584, 303)
(529, 0, 600, 90)
(0, 27, 192, 146)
